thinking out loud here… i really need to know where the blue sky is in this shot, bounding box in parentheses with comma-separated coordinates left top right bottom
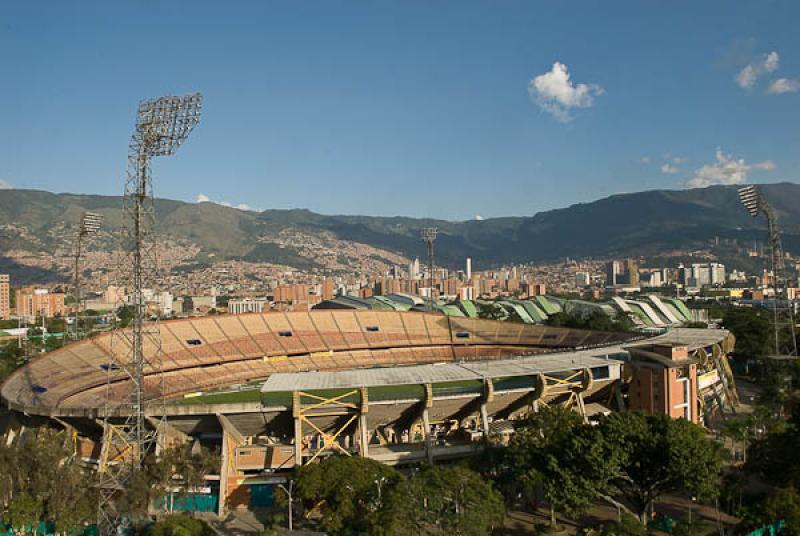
(1, 1, 799, 220)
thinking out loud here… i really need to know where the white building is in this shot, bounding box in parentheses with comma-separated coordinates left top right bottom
(575, 272, 591, 287)
(228, 298, 268, 315)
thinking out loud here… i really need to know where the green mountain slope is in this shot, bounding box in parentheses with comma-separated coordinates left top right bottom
(1, 183, 799, 273)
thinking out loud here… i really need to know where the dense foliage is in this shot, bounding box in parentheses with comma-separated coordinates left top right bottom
(0, 428, 96, 535)
(545, 310, 634, 332)
(294, 456, 504, 535)
(295, 456, 401, 534)
(493, 408, 724, 527)
(383, 465, 505, 536)
(144, 515, 215, 536)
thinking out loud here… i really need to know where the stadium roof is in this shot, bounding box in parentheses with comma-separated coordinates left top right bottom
(625, 327, 729, 351)
(261, 347, 626, 392)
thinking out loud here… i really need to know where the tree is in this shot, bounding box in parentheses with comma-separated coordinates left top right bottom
(117, 305, 133, 327)
(546, 310, 633, 332)
(762, 487, 800, 536)
(144, 514, 215, 536)
(721, 307, 771, 360)
(48, 458, 97, 535)
(599, 412, 723, 524)
(747, 418, 800, 487)
(0, 428, 95, 535)
(383, 465, 505, 536)
(295, 455, 401, 534)
(503, 407, 619, 527)
(7, 493, 42, 536)
(117, 442, 220, 518)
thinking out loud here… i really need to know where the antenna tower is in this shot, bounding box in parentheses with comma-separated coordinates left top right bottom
(98, 93, 202, 534)
(738, 185, 798, 358)
(420, 227, 437, 307)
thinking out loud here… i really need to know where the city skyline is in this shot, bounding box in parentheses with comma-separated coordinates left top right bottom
(1, 1, 799, 219)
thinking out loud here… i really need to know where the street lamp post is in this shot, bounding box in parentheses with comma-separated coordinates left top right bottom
(276, 480, 294, 531)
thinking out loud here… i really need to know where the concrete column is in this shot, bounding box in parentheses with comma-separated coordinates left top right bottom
(480, 402, 490, 441)
(359, 413, 369, 458)
(218, 430, 229, 517)
(577, 392, 588, 423)
(294, 417, 303, 467)
(359, 387, 369, 457)
(422, 408, 434, 465)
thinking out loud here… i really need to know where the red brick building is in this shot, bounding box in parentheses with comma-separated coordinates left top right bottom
(627, 343, 698, 423)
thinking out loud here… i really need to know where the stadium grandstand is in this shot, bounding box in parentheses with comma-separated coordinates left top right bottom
(1, 309, 734, 515)
(314, 293, 699, 329)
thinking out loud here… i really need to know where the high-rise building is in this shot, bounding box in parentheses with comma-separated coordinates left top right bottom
(0, 274, 10, 320)
(409, 258, 420, 280)
(274, 284, 310, 304)
(710, 263, 726, 286)
(15, 287, 65, 321)
(606, 259, 639, 287)
(625, 259, 640, 287)
(682, 263, 725, 288)
(575, 272, 591, 287)
(605, 260, 623, 286)
(322, 278, 336, 301)
(465, 258, 472, 282)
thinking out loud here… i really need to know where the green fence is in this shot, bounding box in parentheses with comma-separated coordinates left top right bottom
(0, 521, 97, 536)
(154, 493, 218, 513)
(746, 520, 785, 536)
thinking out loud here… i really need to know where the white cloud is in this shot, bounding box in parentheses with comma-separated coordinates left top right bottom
(528, 62, 604, 122)
(0, 179, 12, 189)
(637, 156, 651, 164)
(736, 51, 779, 89)
(767, 78, 800, 94)
(685, 148, 775, 188)
(474, 215, 484, 221)
(196, 193, 257, 211)
(661, 163, 679, 175)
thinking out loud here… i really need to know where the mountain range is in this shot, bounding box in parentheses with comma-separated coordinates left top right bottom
(2, 182, 800, 280)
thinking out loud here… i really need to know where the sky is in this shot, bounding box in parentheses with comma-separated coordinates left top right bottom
(1, 1, 799, 220)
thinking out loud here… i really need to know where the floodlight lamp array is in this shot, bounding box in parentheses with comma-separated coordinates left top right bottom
(136, 93, 202, 157)
(420, 227, 438, 242)
(80, 212, 103, 234)
(738, 185, 761, 218)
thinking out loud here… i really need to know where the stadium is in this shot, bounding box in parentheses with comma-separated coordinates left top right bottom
(0, 308, 734, 514)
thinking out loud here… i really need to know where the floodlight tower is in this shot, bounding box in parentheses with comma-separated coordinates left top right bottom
(738, 185, 798, 358)
(420, 227, 437, 307)
(72, 212, 103, 340)
(98, 93, 202, 534)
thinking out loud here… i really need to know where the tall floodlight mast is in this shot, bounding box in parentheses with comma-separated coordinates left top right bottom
(420, 227, 437, 309)
(98, 94, 202, 534)
(738, 185, 798, 358)
(72, 212, 103, 340)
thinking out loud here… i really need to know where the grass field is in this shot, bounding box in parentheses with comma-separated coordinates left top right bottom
(171, 379, 491, 407)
